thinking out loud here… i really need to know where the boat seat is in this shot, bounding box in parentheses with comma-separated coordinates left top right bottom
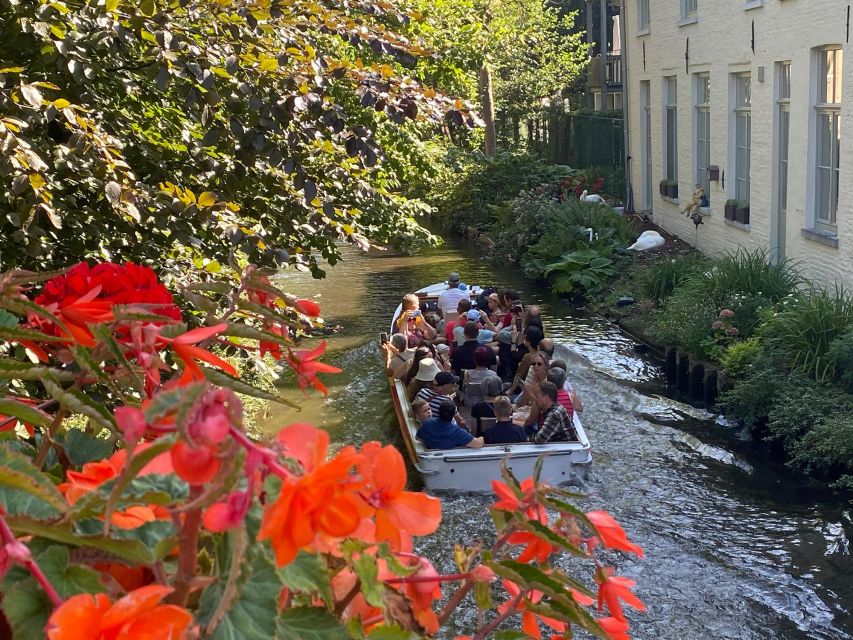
(478, 417, 498, 433)
(463, 380, 483, 406)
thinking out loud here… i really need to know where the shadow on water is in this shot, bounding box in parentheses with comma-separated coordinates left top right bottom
(267, 238, 852, 639)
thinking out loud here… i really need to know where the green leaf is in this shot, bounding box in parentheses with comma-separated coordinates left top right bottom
(0, 325, 68, 343)
(202, 367, 288, 404)
(143, 382, 208, 423)
(0, 359, 76, 382)
(0, 309, 17, 328)
(198, 548, 282, 640)
(279, 607, 350, 640)
(494, 632, 529, 640)
(39, 376, 115, 429)
(0, 397, 52, 428)
(69, 473, 188, 522)
(224, 323, 291, 347)
(279, 551, 333, 607)
(1, 546, 103, 640)
(140, 0, 156, 17)
(57, 428, 114, 466)
(367, 626, 420, 640)
(74, 518, 176, 562)
(352, 554, 384, 608)
(0, 444, 67, 516)
(510, 516, 588, 558)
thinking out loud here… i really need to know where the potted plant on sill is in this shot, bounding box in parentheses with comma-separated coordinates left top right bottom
(724, 199, 738, 221)
(659, 179, 668, 197)
(735, 200, 750, 224)
(666, 180, 678, 199)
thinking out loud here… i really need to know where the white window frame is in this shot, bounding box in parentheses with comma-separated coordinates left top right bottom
(693, 73, 711, 205)
(636, 0, 650, 33)
(771, 61, 791, 263)
(640, 80, 652, 210)
(811, 47, 842, 230)
(663, 77, 678, 183)
(730, 73, 751, 204)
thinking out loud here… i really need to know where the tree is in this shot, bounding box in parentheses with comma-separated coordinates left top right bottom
(0, 0, 479, 276)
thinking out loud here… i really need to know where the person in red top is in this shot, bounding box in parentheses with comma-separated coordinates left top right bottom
(444, 298, 472, 344)
(547, 368, 574, 417)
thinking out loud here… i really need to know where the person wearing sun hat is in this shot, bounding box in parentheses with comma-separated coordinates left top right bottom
(437, 272, 469, 317)
(406, 356, 441, 400)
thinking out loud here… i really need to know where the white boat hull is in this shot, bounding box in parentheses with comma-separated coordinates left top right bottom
(388, 283, 593, 493)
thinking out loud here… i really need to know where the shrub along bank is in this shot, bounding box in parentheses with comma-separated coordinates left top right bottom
(593, 247, 853, 491)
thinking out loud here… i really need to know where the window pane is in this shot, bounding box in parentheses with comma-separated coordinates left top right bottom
(779, 63, 791, 99)
(817, 112, 833, 167)
(821, 49, 843, 104)
(737, 75, 751, 107)
(637, 0, 649, 30)
(779, 108, 789, 210)
(816, 167, 831, 221)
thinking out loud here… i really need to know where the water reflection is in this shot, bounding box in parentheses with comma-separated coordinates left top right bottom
(269, 239, 852, 639)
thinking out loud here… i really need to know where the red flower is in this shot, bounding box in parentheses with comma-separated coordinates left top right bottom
(284, 340, 342, 396)
(596, 568, 646, 621)
(158, 323, 237, 384)
(498, 579, 566, 639)
(357, 442, 441, 549)
(295, 298, 321, 317)
(586, 511, 643, 557)
(170, 441, 220, 485)
(598, 616, 631, 640)
(46, 585, 191, 640)
(203, 489, 252, 532)
(506, 530, 557, 563)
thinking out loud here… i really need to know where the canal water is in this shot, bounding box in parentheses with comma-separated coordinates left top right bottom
(268, 239, 852, 640)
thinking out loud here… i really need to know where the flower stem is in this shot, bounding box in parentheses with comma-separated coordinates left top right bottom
(0, 514, 62, 607)
(438, 579, 473, 625)
(33, 405, 66, 470)
(472, 592, 523, 640)
(169, 486, 203, 607)
(228, 425, 293, 479)
(383, 572, 469, 585)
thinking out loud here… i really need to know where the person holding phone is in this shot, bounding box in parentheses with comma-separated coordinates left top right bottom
(395, 293, 437, 348)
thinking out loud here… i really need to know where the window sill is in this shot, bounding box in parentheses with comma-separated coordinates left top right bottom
(743, 0, 763, 10)
(724, 219, 750, 231)
(801, 227, 839, 248)
(699, 207, 712, 216)
(636, 27, 650, 36)
(661, 196, 680, 205)
(676, 15, 699, 27)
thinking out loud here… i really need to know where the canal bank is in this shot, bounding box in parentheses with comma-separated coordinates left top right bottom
(269, 238, 852, 639)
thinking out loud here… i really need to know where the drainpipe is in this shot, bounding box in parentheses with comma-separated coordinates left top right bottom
(599, 0, 608, 111)
(619, 0, 633, 212)
(586, 0, 594, 110)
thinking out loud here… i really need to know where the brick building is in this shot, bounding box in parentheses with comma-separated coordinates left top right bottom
(623, 0, 852, 287)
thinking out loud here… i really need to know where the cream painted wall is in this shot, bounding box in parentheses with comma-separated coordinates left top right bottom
(624, 0, 852, 288)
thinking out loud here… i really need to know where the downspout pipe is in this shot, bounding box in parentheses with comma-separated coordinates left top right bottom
(620, 0, 633, 212)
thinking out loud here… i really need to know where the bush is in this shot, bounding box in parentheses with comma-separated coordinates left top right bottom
(642, 252, 709, 303)
(649, 248, 801, 359)
(719, 337, 762, 377)
(828, 328, 853, 393)
(758, 286, 853, 381)
(428, 150, 572, 233)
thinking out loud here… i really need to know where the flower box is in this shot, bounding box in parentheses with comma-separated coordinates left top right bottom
(735, 204, 750, 224)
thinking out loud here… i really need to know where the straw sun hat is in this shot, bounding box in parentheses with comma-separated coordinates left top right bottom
(414, 358, 441, 382)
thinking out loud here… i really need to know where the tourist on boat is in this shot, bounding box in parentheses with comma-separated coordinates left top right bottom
(525, 305, 544, 334)
(382, 333, 413, 378)
(520, 338, 555, 386)
(405, 355, 441, 401)
(415, 371, 469, 430)
(547, 367, 574, 417)
(444, 298, 472, 343)
(500, 290, 521, 327)
(483, 397, 527, 445)
(394, 293, 438, 347)
(508, 325, 544, 395)
(495, 329, 517, 381)
(517, 352, 550, 415)
(486, 292, 503, 326)
(462, 347, 500, 406)
(549, 358, 584, 413)
(530, 381, 578, 444)
(410, 398, 432, 425)
(451, 322, 496, 375)
(471, 376, 504, 434)
(416, 399, 484, 450)
(437, 272, 469, 317)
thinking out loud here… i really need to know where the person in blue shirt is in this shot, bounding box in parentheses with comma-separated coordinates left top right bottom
(416, 399, 484, 450)
(483, 397, 527, 445)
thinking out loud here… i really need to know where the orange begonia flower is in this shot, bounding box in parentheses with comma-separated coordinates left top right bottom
(259, 426, 364, 566)
(46, 585, 191, 640)
(586, 511, 643, 558)
(499, 579, 566, 640)
(159, 323, 237, 384)
(58, 445, 173, 529)
(506, 530, 557, 564)
(598, 615, 632, 640)
(283, 340, 341, 396)
(595, 569, 646, 622)
(492, 477, 547, 521)
(358, 442, 441, 549)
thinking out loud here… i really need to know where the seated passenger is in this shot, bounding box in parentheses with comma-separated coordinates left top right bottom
(531, 382, 578, 444)
(524, 305, 544, 335)
(415, 371, 468, 430)
(549, 358, 584, 413)
(462, 346, 500, 405)
(483, 397, 527, 445)
(417, 399, 484, 450)
(444, 298, 472, 344)
(547, 368, 574, 417)
(410, 398, 432, 425)
(471, 376, 503, 435)
(382, 333, 413, 378)
(451, 322, 496, 375)
(437, 272, 470, 317)
(486, 292, 504, 326)
(509, 325, 544, 395)
(405, 356, 441, 401)
(522, 338, 555, 386)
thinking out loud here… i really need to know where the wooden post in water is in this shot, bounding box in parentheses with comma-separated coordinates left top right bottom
(689, 361, 705, 399)
(677, 350, 690, 392)
(703, 368, 719, 408)
(665, 347, 678, 383)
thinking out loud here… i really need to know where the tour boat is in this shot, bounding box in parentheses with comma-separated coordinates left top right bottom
(387, 282, 593, 492)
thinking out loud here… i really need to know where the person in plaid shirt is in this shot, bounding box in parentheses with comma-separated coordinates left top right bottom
(531, 381, 578, 444)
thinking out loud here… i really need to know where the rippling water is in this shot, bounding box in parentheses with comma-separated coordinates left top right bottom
(268, 239, 853, 639)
